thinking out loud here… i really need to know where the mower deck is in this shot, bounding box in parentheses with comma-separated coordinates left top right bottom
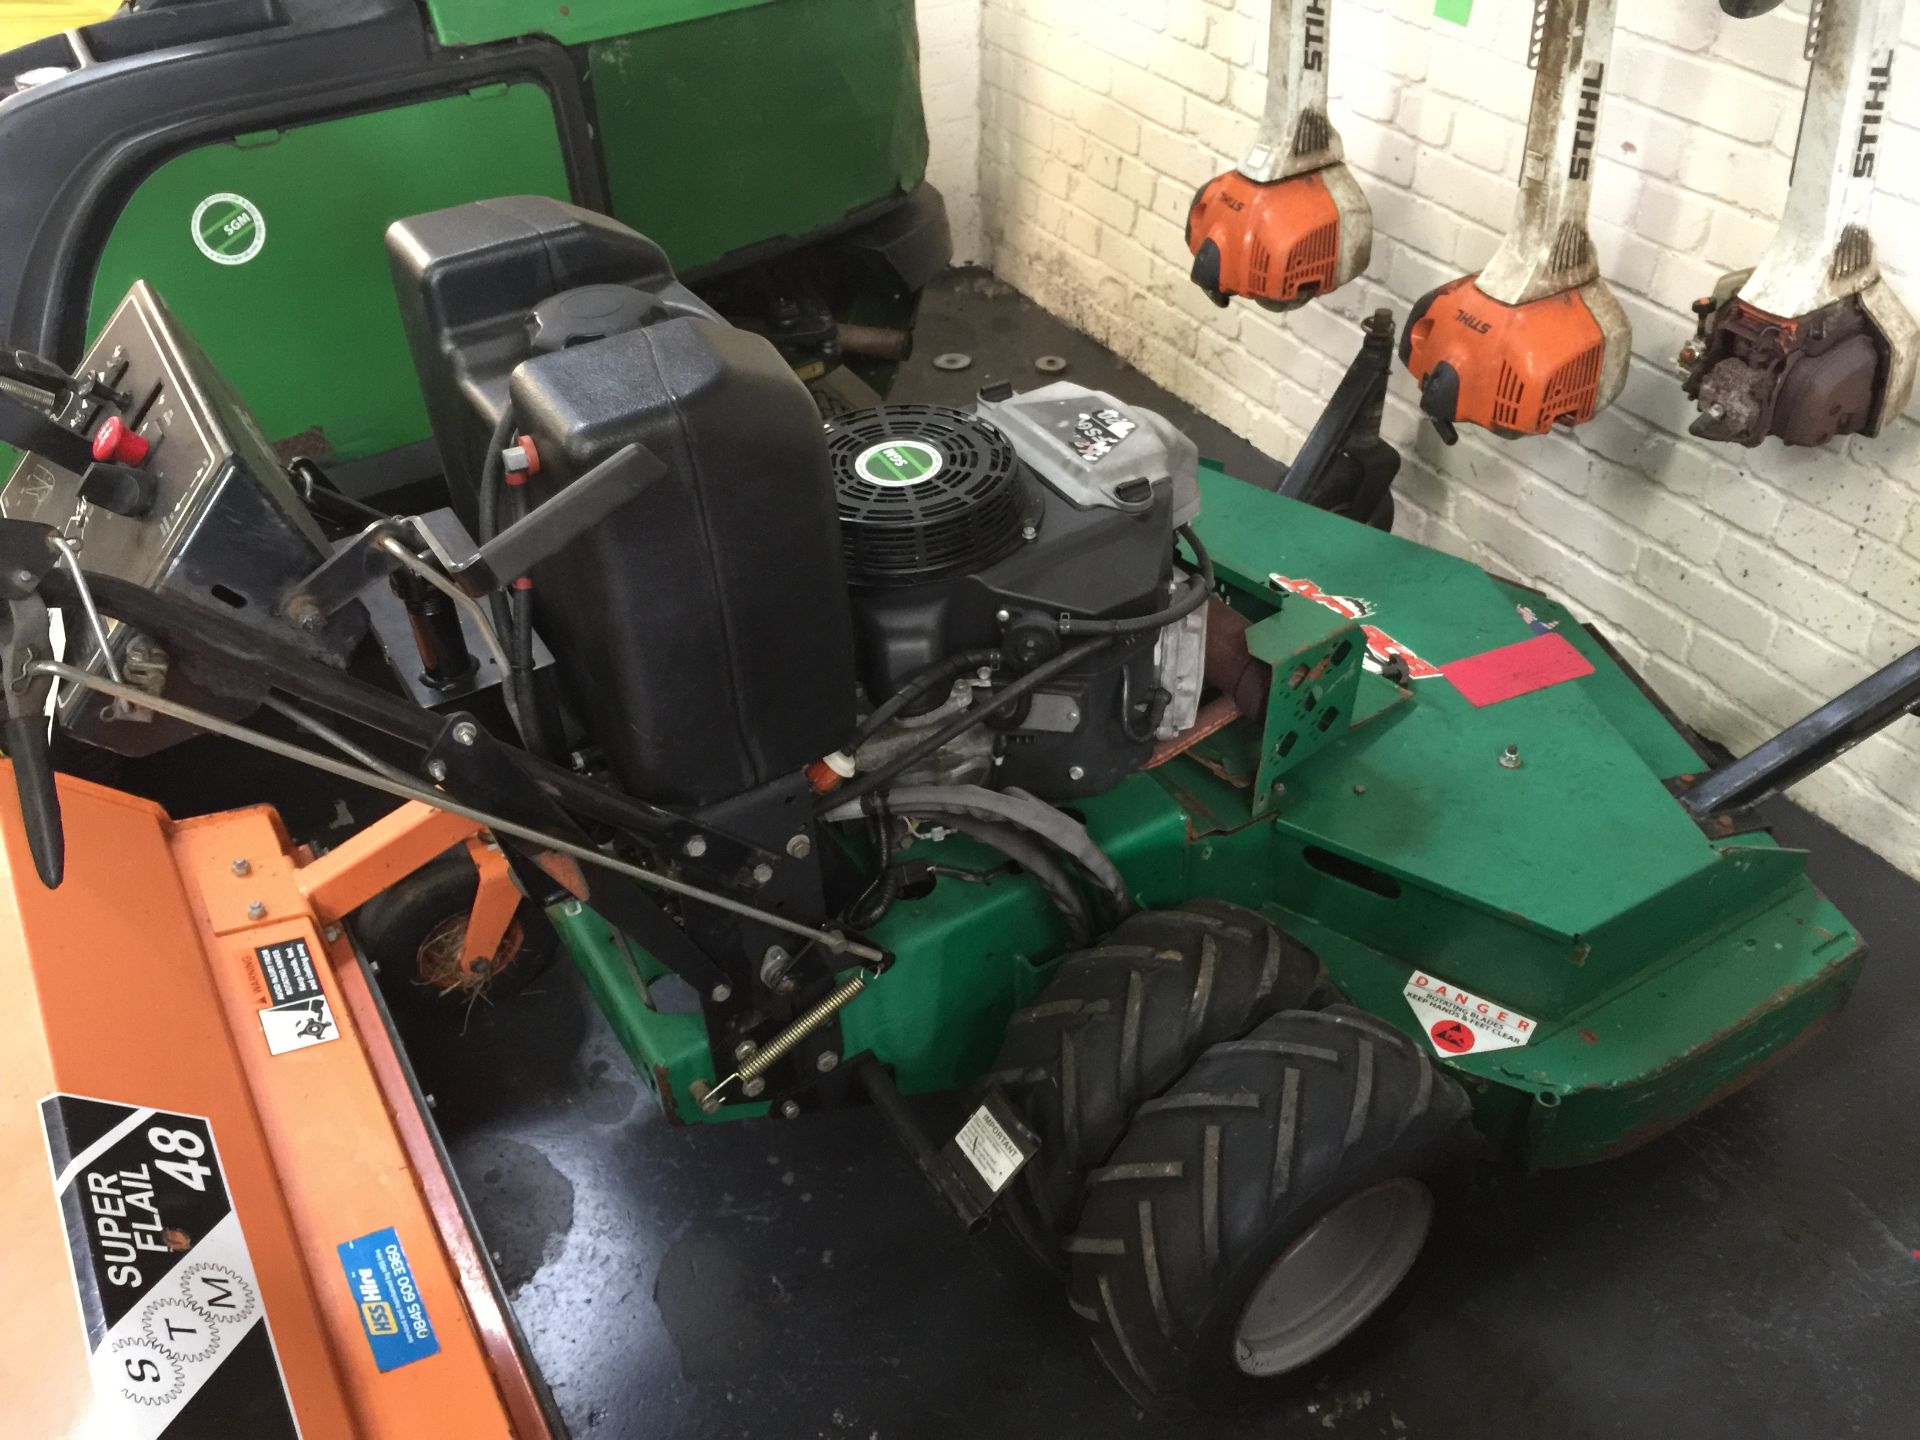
(572, 468, 1862, 1165)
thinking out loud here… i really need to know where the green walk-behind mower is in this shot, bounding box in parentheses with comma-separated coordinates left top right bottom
(0, 193, 1897, 1411)
(0, 0, 949, 484)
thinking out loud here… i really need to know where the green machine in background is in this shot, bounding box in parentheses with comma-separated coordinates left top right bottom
(0, 0, 947, 481)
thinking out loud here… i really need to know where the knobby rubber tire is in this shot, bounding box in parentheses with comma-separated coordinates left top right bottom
(1065, 1006, 1470, 1409)
(984, 900, 1331, 1264)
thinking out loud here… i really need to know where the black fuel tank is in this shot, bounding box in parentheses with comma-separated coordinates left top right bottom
(388, 197, 856, 805)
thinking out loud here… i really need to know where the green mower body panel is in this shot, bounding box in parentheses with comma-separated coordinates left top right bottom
(0, 0, 937, 478)
(567, 467, 1864, 1168)
(87, 86, 573, 471)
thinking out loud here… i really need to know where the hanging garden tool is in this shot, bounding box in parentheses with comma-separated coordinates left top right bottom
(1680, 0, 1916, 448)
(1186, 0, 1373, 311)
(1400, 0, 1630, 441)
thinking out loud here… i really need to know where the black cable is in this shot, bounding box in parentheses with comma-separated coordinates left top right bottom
(476, 405, 517, 546)
(819, 635, 1119, 815)
(1119, 662, 1171, 744)
(845, 798, 901, 930)
(1056, 525, 1214, 637)
(287, 457, 389, 529)
(852, 648, 1004, 748)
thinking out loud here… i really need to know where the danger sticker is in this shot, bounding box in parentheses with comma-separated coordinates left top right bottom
(1403, 972, 1537, 1056)
(255, 937, 339, 1055)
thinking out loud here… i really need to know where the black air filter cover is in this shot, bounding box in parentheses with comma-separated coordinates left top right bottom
(828, 406, 1028, 585)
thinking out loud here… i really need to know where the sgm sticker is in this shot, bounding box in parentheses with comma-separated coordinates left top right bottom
(1403, 972, 1537, 1056)
(38, 1094, 298, 1439)
(255, 937, 339, 1055)
(191, 192, 266, 266)
(336, 1227, 439, 1372)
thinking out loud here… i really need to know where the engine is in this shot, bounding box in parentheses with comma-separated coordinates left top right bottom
(829, 391, 1204, 798)
(388, 197, 1205, 810)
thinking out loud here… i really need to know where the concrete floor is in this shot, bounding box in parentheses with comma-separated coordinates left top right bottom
(412, 272, 1920, 1439)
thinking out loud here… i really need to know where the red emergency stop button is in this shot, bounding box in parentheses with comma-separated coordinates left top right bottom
(91, 415, 150, 467)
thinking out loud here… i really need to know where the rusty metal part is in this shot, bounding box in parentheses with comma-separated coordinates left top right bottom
(1147, 599, 1275, 768)
(1204, 600, 1272, 720)
(1686, 294, 1888, 447)
(837, 323, 915, 362)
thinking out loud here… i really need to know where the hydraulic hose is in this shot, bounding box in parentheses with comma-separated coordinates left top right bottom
(1055, 526, 1214, 637)
(475, 405, 517, 546)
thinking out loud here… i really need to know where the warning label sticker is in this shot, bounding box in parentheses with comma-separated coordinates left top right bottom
(38, 1094, 298, 1439)
(954, 1104, 1028, 1194)
(255, 938, 338, 1055)
(1403, 972, 1538, 1057)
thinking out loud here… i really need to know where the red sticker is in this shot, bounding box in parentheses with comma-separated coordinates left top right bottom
(1440, 631, 1595, 708)
(1429, 1019, 1476, 1055)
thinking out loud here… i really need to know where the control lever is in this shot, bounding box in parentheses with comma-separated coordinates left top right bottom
(454, 442, 668, 595)
(0, 526, 65, 887)
(1, 349, 129, 411)
(287, 442, 669, 620)
(0, 386, 95, 477)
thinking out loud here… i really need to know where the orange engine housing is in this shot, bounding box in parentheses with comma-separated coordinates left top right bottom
(1399, 276, 1610, 438)
(1187, 169, 1343, 311)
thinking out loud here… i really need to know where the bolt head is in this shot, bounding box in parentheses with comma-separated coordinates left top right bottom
(734, 1039, 759, 1063)
(1353, 783, 1368, 796)
(1021, 523, 1038, 541)
(780, 1100, 802, 1120)
(683, 835, 708, 859)
(995, 609, 1012, 624)
(815, 1051, 839, 1074)
(785, 833, 813, 860)
(710, 982, 733, 1003)
(1499, 745, 1524, 770)
(245, 900, 266, 920)
(751, 862, 775, 885)
(452, 720, 479, 746)
(1068, 765, 1086, 781)
(742, 1077, 767, 1098)
(427, 759, 448, 783)
(323, 924, 342, 943)
(230, 858, 251, 877)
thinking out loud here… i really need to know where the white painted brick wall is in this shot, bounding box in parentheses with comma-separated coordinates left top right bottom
(920, 0, 987, 263)
(974, 0, 1920, 877)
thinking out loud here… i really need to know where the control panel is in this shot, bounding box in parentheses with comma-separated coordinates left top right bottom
(0, 281, 358, 754)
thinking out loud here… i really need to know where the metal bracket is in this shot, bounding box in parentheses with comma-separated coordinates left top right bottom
(284, 442, 668, 619)
(424, 711, 737, 1001)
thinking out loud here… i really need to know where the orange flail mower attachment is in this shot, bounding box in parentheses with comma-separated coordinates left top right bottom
(1, 773, 552, 1438)
(1187, 169, 1344, 311)
(1399, 275, 1612, 440)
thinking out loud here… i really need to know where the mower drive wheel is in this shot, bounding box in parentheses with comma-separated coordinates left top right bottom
(1066, 1006, 1469, 1410)
(353, 850, 557, 1017)
(985, 900, 1330, 1267)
